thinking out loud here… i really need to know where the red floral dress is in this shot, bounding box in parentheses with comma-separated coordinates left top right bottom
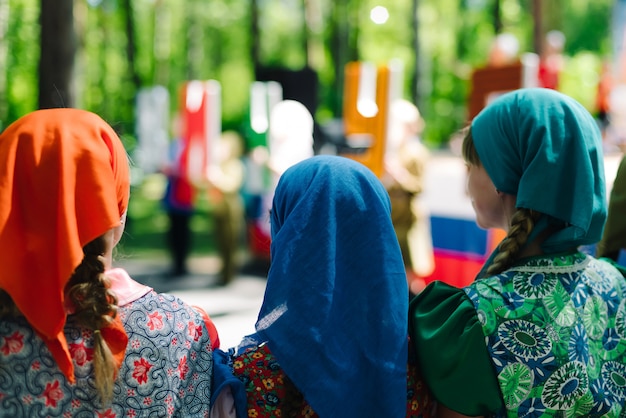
(0, 291, 213, 417)
(232, 343, 434, 417)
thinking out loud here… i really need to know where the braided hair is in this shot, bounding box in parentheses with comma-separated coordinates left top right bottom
(0, 235, 119, 404)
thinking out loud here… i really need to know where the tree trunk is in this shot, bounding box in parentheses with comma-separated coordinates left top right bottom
(121, 0, 141, 89)
(542, 0, 562, 33)
(532, 0, 543, 54)
(153, 1, 169, 86)
(329, 2, 349, 116)
(411, 0, 420, 107)
(39, 0, 75, 109)
(186, 0, 201, 80)
(303, 0, 323, 69)
(251, 0, 260, 77)
(302, 0, 309, 65)
(347, 0, 359, 62)
(493, 0, 501, 34)
(0, 0, 9, 123)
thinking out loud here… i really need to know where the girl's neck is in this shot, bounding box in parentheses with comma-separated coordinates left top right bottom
(515, 224, 560, 260)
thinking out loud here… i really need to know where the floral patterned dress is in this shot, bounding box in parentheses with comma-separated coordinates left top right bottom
(0, 290, 213, 417)
(411, 252, 626, 417)
(230, 343, 434, 417)
(466, 253, 626, 416)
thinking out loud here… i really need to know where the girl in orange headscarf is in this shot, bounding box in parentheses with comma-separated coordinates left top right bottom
(0, 109, 217, 416)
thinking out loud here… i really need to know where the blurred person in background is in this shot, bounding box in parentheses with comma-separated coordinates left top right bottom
(597, 153, 626, 264)
(537, 30, 566, 90)
(382, 99, 434, 296)
(486, 32, 520, 68)
(162, 114, 196, 277)
(595, 60, 613, 141)
(242, 99, 315, 264)
(206, 131, 246, 285)
(267, 100, 315, 187)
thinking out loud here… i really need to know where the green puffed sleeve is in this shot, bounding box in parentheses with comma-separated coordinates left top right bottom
(409, 281, 503, 416)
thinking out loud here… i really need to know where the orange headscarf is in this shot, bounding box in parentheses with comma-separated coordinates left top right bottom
(0, 108, 130, 382)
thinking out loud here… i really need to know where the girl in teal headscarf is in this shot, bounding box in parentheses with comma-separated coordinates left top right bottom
(410, 88, 626, 417)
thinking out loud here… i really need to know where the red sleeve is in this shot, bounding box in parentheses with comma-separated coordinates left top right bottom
(192, 305, 220, 349)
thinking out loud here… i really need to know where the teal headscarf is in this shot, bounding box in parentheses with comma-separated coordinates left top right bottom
(471, 88, 606, 252)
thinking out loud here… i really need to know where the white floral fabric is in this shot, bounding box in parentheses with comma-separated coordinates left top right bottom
(0, 291, 213, 417)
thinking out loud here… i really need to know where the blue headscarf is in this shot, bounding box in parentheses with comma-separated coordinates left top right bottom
(471, 88, 606, 252)
(256, 155, 409, 417)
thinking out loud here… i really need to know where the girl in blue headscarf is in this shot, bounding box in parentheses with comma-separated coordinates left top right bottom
(210, 155, 434, 417)
(410, 88, 626, 417)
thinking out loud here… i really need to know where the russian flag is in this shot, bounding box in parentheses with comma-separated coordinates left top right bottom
(421, 152, 623, 288)
(421, 153, 505, 288)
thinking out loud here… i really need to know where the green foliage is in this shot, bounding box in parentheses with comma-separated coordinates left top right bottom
(0, 0, 615, 258)
(0, 0, 616, 149)
(5, 0, 38, 122)
(563, 0, 613, 56)
(559, 52, 603, 112)
(120, 173, 217, 257)
(259, 0, 307, 68)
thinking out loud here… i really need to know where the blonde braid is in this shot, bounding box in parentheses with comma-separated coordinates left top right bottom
(486, 208, 541, 275)
(67, 236, 119, 404)
(0, 236, 119, 404)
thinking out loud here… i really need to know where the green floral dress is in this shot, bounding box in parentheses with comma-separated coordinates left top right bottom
(410, 251, 626, 417)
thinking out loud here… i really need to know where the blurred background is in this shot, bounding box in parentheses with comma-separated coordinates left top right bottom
(4, 1, 621, 143)
(2, 0, 624, 292)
